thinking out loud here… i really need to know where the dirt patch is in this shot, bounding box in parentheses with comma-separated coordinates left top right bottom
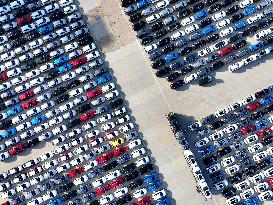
(85, 0, 135, 52)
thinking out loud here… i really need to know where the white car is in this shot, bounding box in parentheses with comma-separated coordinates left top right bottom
(253, 151, 268, 161)
(155, 0, 170, 10)
(69, 88, 83, 97)
(146, 14, 160, 24)
(267, 147, 273, 155)
(7, 68, 21, 77)
(81, 43, 96, 54)
(52, 125, 67, 135)
(248, 143, 263, 153)
(40, 63, 54, 73)
(144, 44, 158, 53)
(59, 0, 73, 7)
(254, 182, 269, 192)
(112, 107, 126, 117)
(221, 156, 235, 167)
(11, 76, 27, 86)
(181, 16, 195, 26)
(159, 7, 173, 17)
(101, 83, 115, 93)
(63, 4, 77, 14)
(70, 156, 85, 166)
(114, 187, 128, 198)
(25, 69, 40, 80)
(206, 163, 221, 174)
(43, 33, 57, 42)
(49, 49, 64, 58)
(128, 139, 142, 149)
(244, 134, 258, 144)
(12, 114, 27, 124)
(216, 19, 230, 29)
(33, 47, 48, 56)
(247, 14, 262, 24)
(59, 102, 74, 112)
(16, 122, 31, 131)
(225, 164, 240, 176)
(258, 190, 273, 201)
(185, 24, 199, 34)
(239, 0, 253, 8)
(35, 17, 50, 27)
(49, 116, 63, 126)
(250, 172, 265, 183)
(45, 3, 59, 13)
(170, 31, 185, 41)
(34, 84, 49, 94)
(86, 51, 100, 61)
(29, 39, 44, 49)
(68, 50, 82, 59)
(30, 77, 45, 87)
(1, 50, 14, 61)
(131, 148, 146, 158)
(133, 188, 148, 199)
(184, 73, 198, 83)
(212, 11, 226, 21)
(228, 61, 244, 72)
(100, 194, 114, 205)
(223, 124, 238, 133)
(2, 189, 16, 199)
(73, 144, 89, 155)
(48, 78, 62, 88)
(142, 6, 155, 15)
(64, 42, 78, 52)
(226, 195, 241, 205)
(106, 170, 121, 181)
(74, 27, 89, 37)
(136, 156, 149, 167)
(195, 138, 209, 148)
(235, 179, 250, 190)
(105, 90, 119, 100)
(92, 176, 107, 188)
(214, 180, 228, 191)
(97, 114, 112, 124)
(240, 188, 255, 200)
(84, 160, 98, 170)
(119, 123, 135, 133)
(63, 110, 77, 119)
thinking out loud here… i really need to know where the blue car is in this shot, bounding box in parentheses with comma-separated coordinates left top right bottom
(248, 41, 264, 52)
(268, 85, 273, 93)
(47, 197, 63, 205)
(143, 171, 159, 183)
(243, 5, 257, 16)
(189, 32, 202, 42)
(7, 105, 23, 117)
(1, 128, 17, 139)
(148, 180, 163, 191)
(137, 0, 151, 9)
(38, 25, 54, 34)
(195, 9, 208, 20)
(199, 145, 215, 157)
(234, 21, 248, 30)
(156, 197, 171, 205)
(202, 25, 216, 35)
(245, 196, 261, 205)
(260, 96, 273, 106)
(58, 64, 73, 73)
(255, 118, 271, 130)
(97, 74, 112, 85)
(164, 51, 180, 63)
(54, 55, 69, 66)
(185, 53, 199, 63)
(31, 115, 46, 125)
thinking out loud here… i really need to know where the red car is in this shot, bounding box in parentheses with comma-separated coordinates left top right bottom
(22, 99, 37, 109)
(219, 45, 234, 56)
(97, 153, 113, 164)
(109, 177, 124, 189)
(137, 196, 152, 205)
(8, 147, 17, 155)
(241, 124, 256, 135)
(258, 128, 272, 139)
(17, 144, 25, 152)
(95, 187, 105, 196)
(80, 111, 96, 122)
(86, 89, 102, 99)
(113, 146, 127, 157)
(19, 90, 35, 101)
(267, 177, 273, 186)
(2, 201, 10, 205)
(246, 101, 261, 111)
(1, 73, 7, 81)
(71, 56, 87, 68)
(17, 16, 32, 26)
(68, 167, 84, 178)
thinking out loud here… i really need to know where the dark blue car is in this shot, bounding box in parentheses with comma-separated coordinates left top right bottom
(97, 74, 112, 85)
(156, 197, 171, 205)
(199, 145, 215, 157)
(164, 51, 180, 63)
(185, 53, 199, 63)
(248, 41, 264, 52)
(148, 180, 163, 191)
(143, 171, 159, 183)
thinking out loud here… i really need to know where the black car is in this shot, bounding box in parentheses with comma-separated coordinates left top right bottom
(124, 171, 139, 182)
(243, 26, 258, 36)
(67, 118, 81, 129)
(231, 14, 244, 23)
(200, 18, 212, 28)
(229, 33, 243, 43)
(177, 9, 191, 18)
(187, 0, 199, 5)
(51, 10, 65, 20)
(15, 7, 30, 17)
(0, 120, 12, 130)
(45, 70, 59, 80)
(133, 21, 145, 31)
(221, 0, 235, 7)
(182, 65, 194, 75)
(210, 120, 225, 129)
(26, 31, 40, 41)
(250, 110, 266, 120)
(150, 22, 163, 32)
(59, 182, 74, 192)
(170, 80, 184, 89)
(66, 190, 78, 200)
(24, 138, 40, 148)
(154, 29, 168, 39)
(66, 80, 81, 89)
(180, 46, 193, 55)
(7, 30, 22, 40)
(78, 35, 93, 45)
(205, 0, 218, 6)
(207, 34, 219, 43)
(265, 35, 273, 45)
(263, 135, 273, 145)
(166, 72, 181, 82)
(136, 28, 149, 39)
(226, 5, 239, 15)
(168, 22, 181, 32)
(255, 88, 269, 98)
(36, 54, 50, 64)
(203, 155, 217, 166)
(209, 3, 222, 13)
(156, 67, 171, 77)
(129, 13, 142, 23)
(117, 194, 132, 204)
(210, 171, 225, 182)
(78, 103, 92, 113)
(152, 59, 165, 69)
(109, 99, 123, 109)
(55, 94, 69, 104)
(52, 87, 67, 97)
(170, 61, 184, 70)
(222, 187, 237, 198)
(228, 173, 243, 184)
(157, 37, 170, 47)
(211, 61, 224, 70)
(243, 166, 257, 177)
(141, 36, 153, 45)
(103, 160, 118, 172)
(258, 19, 271, 29)
(139, 163, 153, 175)
(240, 157, 254, 169)
(193, 40, 206, 50)
(198, 75, 213, 86)
(21, 60, 37, 71)
(89, 200, 100, 205)
(129, 178, 143, 190)
(162, 44, 176, 54)
(122, 0, 136, 7)
(192, 2, 204, 12)
(121, 163, 136, 174)
(217, 147, 231, 158)
(11, 37, 26, 47)
(256, 159, 271, 170)
(149, 51, 162, 61)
